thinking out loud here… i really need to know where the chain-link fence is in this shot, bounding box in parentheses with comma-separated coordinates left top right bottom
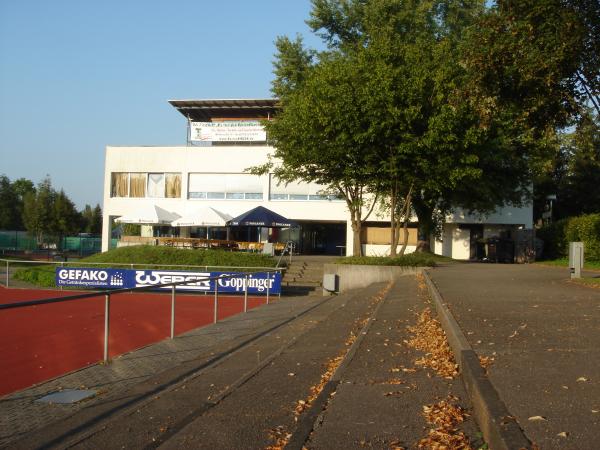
(0, 231, 112, 256)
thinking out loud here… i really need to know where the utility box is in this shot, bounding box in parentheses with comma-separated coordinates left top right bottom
(323, 273, 339, 294)
(262, 242, 274, 256)
(569, 242, 584, 279)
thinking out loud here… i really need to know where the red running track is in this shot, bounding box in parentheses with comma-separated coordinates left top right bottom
(0, 286, 267, 396)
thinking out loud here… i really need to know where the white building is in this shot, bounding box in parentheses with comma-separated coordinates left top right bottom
(101, 99, 533, 259)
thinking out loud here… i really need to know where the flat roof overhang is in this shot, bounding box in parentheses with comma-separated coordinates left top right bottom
(168, 99, 280, 122)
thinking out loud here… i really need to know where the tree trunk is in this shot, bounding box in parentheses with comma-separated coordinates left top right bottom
(398, 219, 409, 256)
(398, 185, 412, 256)
(413, 198, 433, 253)
(389, 181, 398, 257)
(351, 216, 363, 257)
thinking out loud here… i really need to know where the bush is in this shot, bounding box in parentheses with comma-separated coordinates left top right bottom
(82, 246, 278, 268)
(13, 264, 56, 287)
(566, 214, 600, 261)
(536, 219, 569, 259)
(13, 246, 279, 288)
(336, 252, 446, 267)
(538, 214, 600, 261)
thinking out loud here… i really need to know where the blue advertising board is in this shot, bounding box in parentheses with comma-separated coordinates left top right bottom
(55, 267, 281, 295)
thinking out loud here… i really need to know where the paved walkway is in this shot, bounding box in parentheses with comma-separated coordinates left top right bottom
(430, 263, 600, 450)
(1, 276, 481, 449)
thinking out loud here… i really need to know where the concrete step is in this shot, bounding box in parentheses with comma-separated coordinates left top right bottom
(284, 280, 322, 287)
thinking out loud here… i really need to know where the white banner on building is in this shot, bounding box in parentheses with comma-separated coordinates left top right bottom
(190, 121, 266, 142)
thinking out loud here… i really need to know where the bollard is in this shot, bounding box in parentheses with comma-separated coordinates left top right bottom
(170, 285, 176, 339)
(569, 242, 584, 279)
(244, 274, 248, 312)
(104, 294, 111, 362)
(5, 260, 8, 288)
(214, 281, 218, 324)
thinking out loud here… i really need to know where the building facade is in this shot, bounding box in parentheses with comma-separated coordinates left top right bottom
(101, 99, 533, 259)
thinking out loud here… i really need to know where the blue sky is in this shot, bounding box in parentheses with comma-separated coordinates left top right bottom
(0, 0, 322, 208)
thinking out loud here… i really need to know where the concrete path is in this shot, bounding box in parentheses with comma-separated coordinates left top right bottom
(429, 263, 600, 450)
(306, 276, 479, 449)
(1, 275, 483, 449)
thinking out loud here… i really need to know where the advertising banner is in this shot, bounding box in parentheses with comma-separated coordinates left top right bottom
(56, 268, 281, 295)
(190, 121, 266, 142)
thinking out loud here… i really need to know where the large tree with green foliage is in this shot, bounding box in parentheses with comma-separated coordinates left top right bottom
(53, 189, 81, 246)
(263, 41, 381, 256)
(464, 0, 600, 223)
(0, 176, 20, 230)
(267, 0, 536, 254)
(81, 204, 103, 234)
(534, 111, 600, 220)
(22, 177, 83, 248)
(463, 0, 599, 130)
(23, 177, 56, 246)
(0, 176, 35, 230)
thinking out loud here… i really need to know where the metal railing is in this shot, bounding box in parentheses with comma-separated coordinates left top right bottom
(276, 241, 295, 268)
(0, 269, 280, 362)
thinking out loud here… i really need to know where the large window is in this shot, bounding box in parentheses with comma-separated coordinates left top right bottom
(165, 173, 181, 198)
(188, 173, 263, 200)
(269, 176, 341, 201)
(111, 173, 129, 197)
(110, 172, 181, 198)
(129, 173, 146, 198)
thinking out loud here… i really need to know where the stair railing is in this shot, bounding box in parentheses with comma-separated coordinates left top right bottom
(276, 241, 295, 268)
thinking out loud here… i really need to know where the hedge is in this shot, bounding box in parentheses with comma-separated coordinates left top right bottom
(538, 214, 600, 261)
(13, 246, 279, 288)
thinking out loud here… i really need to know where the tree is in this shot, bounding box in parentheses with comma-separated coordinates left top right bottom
(0, 175, 19, 230)
(22, 177, 55, 246)
(12, 178, 35, 230)
(261, 41, 381, 256)
(534, 111, 600, 220)
(306, 0, 534, 252)
(21, 176, 83, 248)
(81, 204, 103, 234)
(560, 113, 600, 216)
(464, 0, 600, 130)
(53, 189, 81, 248)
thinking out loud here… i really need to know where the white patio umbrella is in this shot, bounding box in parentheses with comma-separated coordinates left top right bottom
(115, 205, 181, 225)
(171, 207, 232, 239)
(171, 207, 232, 227)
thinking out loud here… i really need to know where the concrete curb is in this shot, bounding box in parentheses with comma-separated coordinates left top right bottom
(423, 270, 531, 450)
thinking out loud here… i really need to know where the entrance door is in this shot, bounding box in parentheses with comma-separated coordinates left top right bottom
(469, 225, 484, 260)
(298, 222, 345, 254)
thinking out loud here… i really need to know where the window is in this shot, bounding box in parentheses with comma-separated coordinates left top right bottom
(165, 173, 181, 198)
(129, 173, 146, 198)
(110, 172, 181, 198)
(269, 176, 341, 201)
(111, 173, 128, 197)
(188, 173, 264, 200)
(147, 173, 165, 198)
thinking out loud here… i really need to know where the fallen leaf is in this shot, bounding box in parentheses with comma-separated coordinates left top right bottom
(557, 431, 568, 438)
(528, 416, 547, 421)
(577, 377, 588, 382)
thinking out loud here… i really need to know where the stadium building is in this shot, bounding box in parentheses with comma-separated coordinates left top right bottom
(101, 99, 533, 259)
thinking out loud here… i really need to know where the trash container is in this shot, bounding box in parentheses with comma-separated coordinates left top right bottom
(485, 237, 514, 263)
